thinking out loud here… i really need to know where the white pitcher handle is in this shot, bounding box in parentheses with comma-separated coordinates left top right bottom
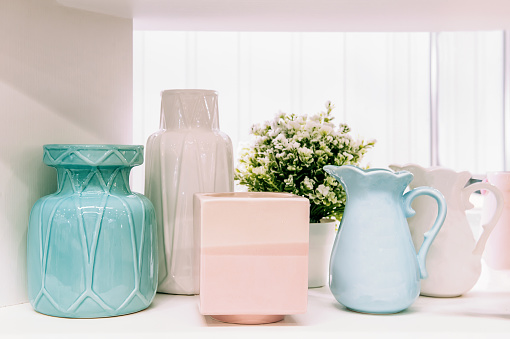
(462, 182, 504, 256)
(403, 186, 447, 279)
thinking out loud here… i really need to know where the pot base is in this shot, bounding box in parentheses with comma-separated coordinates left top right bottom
(210, 314, 284, 325)
(420, 292, 463, 298)
(346, 307, 407, 315)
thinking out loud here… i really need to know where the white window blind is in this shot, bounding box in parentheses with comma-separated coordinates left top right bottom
(437, 32, 504, 175)
(133, 31, 504, 191)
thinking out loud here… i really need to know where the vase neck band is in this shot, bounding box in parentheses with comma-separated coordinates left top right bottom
(56, 167, 132, 194)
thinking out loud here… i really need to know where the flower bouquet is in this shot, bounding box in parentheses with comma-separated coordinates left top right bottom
(235, 102, 375, 223)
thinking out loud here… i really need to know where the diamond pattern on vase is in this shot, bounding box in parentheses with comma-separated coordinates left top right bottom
(43, 200, 87, 311)
(145, 89, 233, 295)
(118, 149, 141, 164)
(91, 197, 139, 308)
(44, 145, 143, 167)
(28, 144, 157, 318)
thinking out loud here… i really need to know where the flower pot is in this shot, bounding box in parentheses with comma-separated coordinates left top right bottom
(308, 219, 337, 288)
(145, 89, 234, 295)
(27, 144, 158, 318)
(194, 192, 309, 324)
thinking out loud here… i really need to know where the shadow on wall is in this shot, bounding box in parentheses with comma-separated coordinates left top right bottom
(0, 0, 133, 142)
(0, 0, 132, 307)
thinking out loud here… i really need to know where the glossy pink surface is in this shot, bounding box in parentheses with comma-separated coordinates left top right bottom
(194, 192, 309, 324)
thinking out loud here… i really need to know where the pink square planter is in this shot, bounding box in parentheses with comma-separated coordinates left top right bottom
(194, 192, 309, 324)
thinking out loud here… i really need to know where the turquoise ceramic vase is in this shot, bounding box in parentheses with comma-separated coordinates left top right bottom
(27, 145, 158, 318)
(323, 165, 446, 314)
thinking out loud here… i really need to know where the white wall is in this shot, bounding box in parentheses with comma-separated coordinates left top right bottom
(0, 0, 132, 307)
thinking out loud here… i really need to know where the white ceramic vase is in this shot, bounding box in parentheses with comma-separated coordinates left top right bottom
(145, 89, 234, 295)
(390, 164, 503, 297)
(308, 218, 336, 288)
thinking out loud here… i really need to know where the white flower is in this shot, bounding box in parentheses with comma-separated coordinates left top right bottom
(320, 125, 333, 134)
(274, 134, 285, 142)
(288, 120, 301, 129)
(305, 120, 321, 129)
(343, 152, 354, 161)
(327, 192, 338, 204)
(297, 131, 310, 139)
(284, 176, 294, 186)
(317, 184, 330, 196)
(302, 177, 315, 190)
(252, 167, 266, 175)
(298, 147, 313, 157)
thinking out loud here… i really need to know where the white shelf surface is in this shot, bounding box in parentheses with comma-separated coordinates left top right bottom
(2, 265, 510, 339)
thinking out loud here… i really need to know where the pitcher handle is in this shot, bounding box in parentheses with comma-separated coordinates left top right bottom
(403, 187, 447, 279)
(461, 182, 504, 256)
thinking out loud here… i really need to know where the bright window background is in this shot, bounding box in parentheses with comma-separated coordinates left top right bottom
(437, 32, 504, 174)
(133, 31, 504, 192)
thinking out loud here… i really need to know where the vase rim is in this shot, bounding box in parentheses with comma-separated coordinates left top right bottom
(44, 144, 143, 149)
(323, 165, 414, 195)
(43, 144, 144, 167)
(161, 89, 218, 96)
(389, 163, 471, 177)
(195, 192, 308, 201)
(324, 165, 413, 180)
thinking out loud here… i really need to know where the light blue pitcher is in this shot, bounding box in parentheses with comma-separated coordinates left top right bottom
(323, 165, 446, 314)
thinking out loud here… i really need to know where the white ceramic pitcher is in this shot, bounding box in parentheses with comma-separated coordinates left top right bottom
(390, 164, 503, 297)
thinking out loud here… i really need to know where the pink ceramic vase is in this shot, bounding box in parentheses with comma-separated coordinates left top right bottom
(194, 192, 309, 325)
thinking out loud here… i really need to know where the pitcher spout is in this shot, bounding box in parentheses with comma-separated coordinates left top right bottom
(323, 165, 364, 189)
(323, 165, 352, 182)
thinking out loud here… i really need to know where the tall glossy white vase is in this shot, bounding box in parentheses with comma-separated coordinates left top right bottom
(145, 89, 234, 295)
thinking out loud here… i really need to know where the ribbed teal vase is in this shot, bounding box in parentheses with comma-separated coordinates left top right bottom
(27, 144, 158, 318)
